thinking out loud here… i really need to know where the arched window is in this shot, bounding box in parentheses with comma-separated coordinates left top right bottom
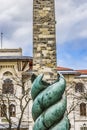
(80, 103, 86, 116)
(3, 71, 12, 76)
(2, 79, 14, 94)
(75, 82, 84, 92)
(1, 104, 7, 117)
(9, 104, 16, 117)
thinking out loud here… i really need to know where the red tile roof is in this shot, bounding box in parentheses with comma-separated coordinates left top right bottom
(76, 70, 87, 75)
(57, 66, 87, 75)
(57, 66, 73, 71)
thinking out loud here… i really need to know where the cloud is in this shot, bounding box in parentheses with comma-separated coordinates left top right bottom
(0, 0, 33, 55)
(55, 0, 87, 44)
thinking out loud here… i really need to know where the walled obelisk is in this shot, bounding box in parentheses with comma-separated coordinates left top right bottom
(31, 0, 69, 130)
(33, 0, 57, 82)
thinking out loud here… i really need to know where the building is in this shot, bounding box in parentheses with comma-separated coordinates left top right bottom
(57, 67, 87, 130)
(0, 48, 33, 130)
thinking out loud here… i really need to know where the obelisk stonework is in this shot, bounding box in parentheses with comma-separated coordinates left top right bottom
(33, 0, 57, 82)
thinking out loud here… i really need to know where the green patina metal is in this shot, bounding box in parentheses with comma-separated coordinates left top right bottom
(31, 74, 69, 130)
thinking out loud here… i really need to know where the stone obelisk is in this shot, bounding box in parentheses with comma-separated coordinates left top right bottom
(32, 0, 69, 130)
(33, 0, 57, 82)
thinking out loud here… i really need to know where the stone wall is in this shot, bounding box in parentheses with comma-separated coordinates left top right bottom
(33, 0, 57, 82)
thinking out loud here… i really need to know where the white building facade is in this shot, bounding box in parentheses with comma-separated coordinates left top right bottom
(58, 67, 87, 130)
(0, 48, 33, 130)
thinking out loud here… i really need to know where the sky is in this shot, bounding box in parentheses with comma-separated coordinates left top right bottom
(0, 0, 87, 69)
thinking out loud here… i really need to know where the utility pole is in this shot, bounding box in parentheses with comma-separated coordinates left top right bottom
(1, 32, 3, 49)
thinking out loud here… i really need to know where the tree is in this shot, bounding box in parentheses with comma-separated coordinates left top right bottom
(66, 80, 87, 115)
(56, 71, 87, 130)
(0, 72, 31, 130)
(65, 77, 87, 130)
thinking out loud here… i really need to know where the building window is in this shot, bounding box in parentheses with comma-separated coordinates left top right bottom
(9, 104, 16, 117)
(80, 103, 86, 116)
(3, 71, 12, 76)
(1, 104, 7, 117)
(2, 79, 14, 94)
(80, 127, 87, 130)
(75, 82, 84, 92)
(29, 60, 33, 70)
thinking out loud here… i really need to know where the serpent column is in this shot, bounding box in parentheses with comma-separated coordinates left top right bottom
(31, 0, 69, 129)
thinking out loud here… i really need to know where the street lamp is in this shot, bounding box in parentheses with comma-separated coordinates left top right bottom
(83, 123, 86, 130)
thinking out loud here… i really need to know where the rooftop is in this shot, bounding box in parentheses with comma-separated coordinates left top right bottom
(76, 70, 87, 75)
(0, 48, 32, 61)
(57, 66, 73, 71)
(0, 48, 22, 52)
(0, 48, 22, 56)
(57, 66, 87, 76)
(0, 56, 32, 61)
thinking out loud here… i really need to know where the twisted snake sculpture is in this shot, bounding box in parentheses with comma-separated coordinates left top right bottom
(31, 74, 69, 130)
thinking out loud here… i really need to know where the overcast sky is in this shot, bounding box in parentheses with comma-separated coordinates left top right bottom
(0, 0, 87, 69)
